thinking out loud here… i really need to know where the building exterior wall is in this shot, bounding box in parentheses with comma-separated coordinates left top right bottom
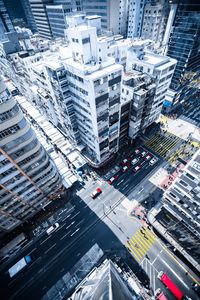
(29, 0, 53, 39)
(0, 77, 63, 232)
(141, 1, 169, 46)
(0, 0, 14, 39)
(83, 0, 128, 36)
(127, 0, 145, 38)
(126, 41, 176, 123)
(20, 0, 37, 33)
(167, 1, 200, 90)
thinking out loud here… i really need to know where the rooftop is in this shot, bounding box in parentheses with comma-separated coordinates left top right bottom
(143, 52, 169, 67)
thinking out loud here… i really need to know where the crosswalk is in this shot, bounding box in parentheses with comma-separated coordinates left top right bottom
(126, 228, 157, 263)
(144, 133, 181, 158)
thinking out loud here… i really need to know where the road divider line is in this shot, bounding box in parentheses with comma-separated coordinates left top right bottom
(44, 243, 56, 255)
(40, 236, 51, 245)
(71, 211, 80, 219)
(75, 219, 85, 228)
(70, 228, 80, 237)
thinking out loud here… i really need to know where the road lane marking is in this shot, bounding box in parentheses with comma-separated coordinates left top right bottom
(121, 183, 129, 190)
(60, 231, 71, 240)
(66, 221, 75, 229)
(40, 236, 51, 245)
(158, 240, 200, 284)
(71, 211, 80, 219)
(44, 243, 56, 254)
(127, 229, 157, 262)
(116, 179, 124, 186)
(70, 228, 80, 237)
(161, 259, 190, 289)
(75, 219, 85, 227)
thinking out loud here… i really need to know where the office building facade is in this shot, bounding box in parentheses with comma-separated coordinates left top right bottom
(19, 0, 37, 33)
(46, 0, 82, 39)
(82, 0, 128, 36)
(29, 0, 53, 39)
(164, 1, 200, 109)
(0, 0, 14, 39)
(0, 77, 63, 231)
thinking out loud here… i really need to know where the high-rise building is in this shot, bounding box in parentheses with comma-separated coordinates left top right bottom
(29, 0, 53, 39)
(0, 0, 14, 39)
(149, 148, 200, 271)
(127, 0, 145, 38)
(2, 0, 26, 28)
(122, 71, 156, 140)
(167, 1, 200, 91)
(141, 0, 169, 47)
(82, 0, 128, 36)
(46, 0, 82, 39)
(65, 15, 123, 167)
(163, 1, 200, 110)
(128, 0, 169, 47)
(19, 0, 37, 33)
(126, 40, 177, 123)
(0, 77, 63, 232)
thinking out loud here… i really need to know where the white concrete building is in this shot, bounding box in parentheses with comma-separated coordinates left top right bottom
(141, 0, 169, 47)
(126, 40, 177, 123)
(121, 71, 156, 139)
(0, 77, 63, 232)
(127, 0, 145, 38)
(65, 18, 123, 167)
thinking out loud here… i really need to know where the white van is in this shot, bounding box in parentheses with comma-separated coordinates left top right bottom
(46, 222, 59, 235)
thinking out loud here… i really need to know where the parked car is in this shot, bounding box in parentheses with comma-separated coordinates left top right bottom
(91, 188, 102, 199)
(122, 165, 129, 173)
(131, 158, 139, 165)
(144, 154, 153, 161)
(140, 151, 147, 157)
(149, 157, 158, 165)
(108, 175, 119, 184)
(133, 165, 142, 173)
(121, 158, 129, 165)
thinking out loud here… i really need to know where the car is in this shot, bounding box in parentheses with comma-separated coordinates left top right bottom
(91, 188, 102, 199)
(121, 158, 129, 165)
(140, 151, 147, 157)
(46, 222, 59, 235)
(134, 149, 140, 154)
(108, 175, 119, 184)
(131, 158, 139, 165)
(122, 165, 129, 173)
(149, 157, 158, 165)
(144, 154, 152, 161)
(133, 164, 142, 173)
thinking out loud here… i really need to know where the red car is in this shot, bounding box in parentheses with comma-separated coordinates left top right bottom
(91, 188, 102, 199)
(108, 175, 119, 184)
(144, 153, 153, 161)
(133, 164, 142, 173)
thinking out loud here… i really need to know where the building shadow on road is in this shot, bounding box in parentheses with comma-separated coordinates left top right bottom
(0, 192, 151, 300)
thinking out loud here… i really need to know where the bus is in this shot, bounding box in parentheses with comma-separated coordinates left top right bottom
(158, 271, 184, 300)
(8, 255, 32, 278)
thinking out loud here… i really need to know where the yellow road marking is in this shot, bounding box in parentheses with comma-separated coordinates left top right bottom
(126, 229, 158, 262)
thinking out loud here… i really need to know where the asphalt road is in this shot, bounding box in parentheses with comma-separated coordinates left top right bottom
(1, 148, 199, 300)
